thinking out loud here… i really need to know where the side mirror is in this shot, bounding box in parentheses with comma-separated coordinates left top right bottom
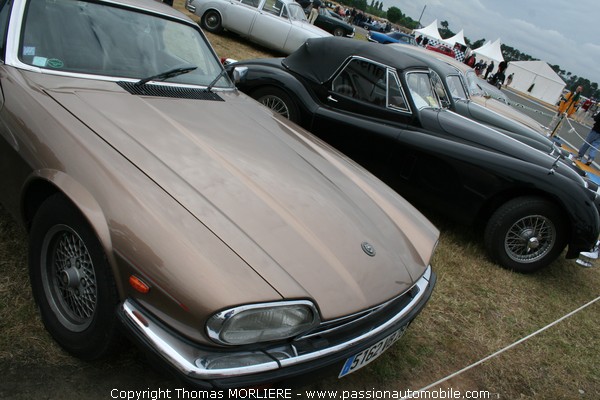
(232, 66, 248, 83)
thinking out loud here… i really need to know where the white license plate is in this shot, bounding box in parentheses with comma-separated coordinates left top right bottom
(338, 325, 408, 378)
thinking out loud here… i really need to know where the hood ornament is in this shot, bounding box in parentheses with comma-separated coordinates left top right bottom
(361, 242, 376, 257)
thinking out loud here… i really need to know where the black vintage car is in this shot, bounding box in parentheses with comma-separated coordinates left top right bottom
(315, 8, 354, 37)
(389, 45, 569, 157)
(227, 37, 600, 273)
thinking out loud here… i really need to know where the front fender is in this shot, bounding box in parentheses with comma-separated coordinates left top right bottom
(232, 62, 318, 128)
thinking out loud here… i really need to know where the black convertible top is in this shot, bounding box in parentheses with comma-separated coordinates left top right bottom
(282, 37, 429, 84)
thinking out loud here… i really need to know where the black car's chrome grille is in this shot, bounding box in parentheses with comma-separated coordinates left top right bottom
(293, 284, 420, 354)
(117, 82, 224, 101)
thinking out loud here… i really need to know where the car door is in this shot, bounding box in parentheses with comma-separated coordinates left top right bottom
(249, 0, 290, 50)
(311, 58, 412, 178)
(223, 0, 261, 36)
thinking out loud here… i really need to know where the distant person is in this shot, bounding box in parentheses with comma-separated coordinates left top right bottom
(489, 61, 507, 89)
(557, 85, 583, 117)
(575, 98, 593, 122)
(506, 73, 514, 87)
(416, 35, 423, 45)
(575, 111, 600, 165)
(308, 0, 320, 24)
(484, 61, 494, 79)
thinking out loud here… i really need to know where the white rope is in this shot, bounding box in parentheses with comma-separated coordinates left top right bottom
(564, 117, 600, 155)
(402, 295, 600, 399)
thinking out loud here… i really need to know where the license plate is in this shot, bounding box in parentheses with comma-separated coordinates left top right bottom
(338, 325, 407, 378)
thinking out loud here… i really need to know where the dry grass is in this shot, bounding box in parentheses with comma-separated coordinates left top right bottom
(1, 3, 599, 399)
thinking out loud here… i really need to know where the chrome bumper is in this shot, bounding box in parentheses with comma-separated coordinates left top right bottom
(119, 265, 434, 381)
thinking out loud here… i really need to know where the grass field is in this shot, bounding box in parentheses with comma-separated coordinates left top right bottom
(1, 2, 599, 399)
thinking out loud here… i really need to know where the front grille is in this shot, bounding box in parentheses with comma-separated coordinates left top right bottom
(117, 82, 224, 101)
(293, 284, 420, 354)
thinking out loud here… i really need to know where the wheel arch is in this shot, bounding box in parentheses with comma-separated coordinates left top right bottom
(21, 170, 113, 266)
(474, 186, 575, 247)
(243, 71, 317, 127)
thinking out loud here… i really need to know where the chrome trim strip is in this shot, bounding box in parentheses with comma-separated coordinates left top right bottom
(121, 265, 432, 380)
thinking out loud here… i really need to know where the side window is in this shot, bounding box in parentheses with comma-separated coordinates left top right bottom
(263, 0, 282, 15)
(387, 70, 409, 111)
(331, 59, 387, 106)
(0, 0, 11, 60)
(240, 0, 260, 8)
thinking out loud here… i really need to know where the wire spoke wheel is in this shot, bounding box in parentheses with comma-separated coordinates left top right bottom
(41, 225, 97, 332)
(504, 215, 556, 263)
(259, 95, 291, 119)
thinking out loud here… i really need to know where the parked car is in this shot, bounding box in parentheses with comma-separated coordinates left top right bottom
(389, 45, 563, 156)
(368, 31, 417, 46)
(315, 8, 355, 37)
(227, 37, 600, 272)
(0, 0, 438, 389)
(362, 20, 386, 32)
(186, 0, 330, 54)
(407, 46, 551, 136)
(425, 43, 456, 58)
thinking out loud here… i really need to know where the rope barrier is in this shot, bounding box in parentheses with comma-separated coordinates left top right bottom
(402, 295, 600, 399)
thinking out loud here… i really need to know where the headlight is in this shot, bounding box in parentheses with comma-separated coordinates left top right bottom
(206, 301, 320, 345)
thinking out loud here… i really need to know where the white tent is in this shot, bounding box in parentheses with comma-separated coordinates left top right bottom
(412, 19, 443, 42)
(442, 29, 466, 47)
(473, 38, 504, 63)
(505, 61, 566, 105)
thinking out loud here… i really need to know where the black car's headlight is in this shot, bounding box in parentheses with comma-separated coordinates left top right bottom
(206, 301, 320, 345)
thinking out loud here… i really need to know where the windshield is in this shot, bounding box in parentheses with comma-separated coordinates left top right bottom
(288, 3, 308, 20)
(464, 69, 485, 97)
(19, 0, 231, 88)
(446, 74, 468, 100)
(406, 71, 441, 110)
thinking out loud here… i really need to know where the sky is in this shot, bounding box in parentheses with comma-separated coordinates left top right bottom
(385, 0, 600, 86)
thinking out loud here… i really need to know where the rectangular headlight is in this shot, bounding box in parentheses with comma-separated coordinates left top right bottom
(206, 301, 320, 345)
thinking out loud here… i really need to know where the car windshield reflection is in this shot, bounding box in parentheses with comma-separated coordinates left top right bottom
(19, 0, 231, 88)
(406, 72, 442, 110)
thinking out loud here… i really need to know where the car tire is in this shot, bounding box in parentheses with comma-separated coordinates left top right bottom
(252, 87, 300, 123)
(484, 196, 567, 273)
(29, 194, 121, 360)
(333, 28, 344, 37)
(201, 10, 223, 33)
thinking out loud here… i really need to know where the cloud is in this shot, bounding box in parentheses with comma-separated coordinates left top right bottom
(386, 0, 600, 84)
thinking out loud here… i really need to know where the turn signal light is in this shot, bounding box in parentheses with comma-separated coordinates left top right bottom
(129, 275, 150, 294)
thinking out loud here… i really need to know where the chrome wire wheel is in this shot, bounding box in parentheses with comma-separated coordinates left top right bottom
(259, 94, 291, 119)
(252, 87, 300, 123)
(504, 214, 556, 263)
(41, 224, 97, 332)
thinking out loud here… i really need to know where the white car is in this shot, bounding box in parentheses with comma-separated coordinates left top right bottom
(186, 0, 331, 54)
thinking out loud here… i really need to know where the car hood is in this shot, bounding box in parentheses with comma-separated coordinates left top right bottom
(421, 108, 584, 180)
(470, 95, 548, 135)
(454, 99, 553, 153)
(42, 77, 438, 319)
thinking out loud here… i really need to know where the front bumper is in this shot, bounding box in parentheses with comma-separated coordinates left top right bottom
(118, 266, 435, 389)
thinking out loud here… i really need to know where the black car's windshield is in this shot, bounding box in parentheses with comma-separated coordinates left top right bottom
(446, 74, 469, 101)
(19, 0, 232, 88)
(406, 71, 442, 110)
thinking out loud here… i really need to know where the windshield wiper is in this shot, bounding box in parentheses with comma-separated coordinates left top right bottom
(206, 68, 229, 92)
(135, 65, 197, 87)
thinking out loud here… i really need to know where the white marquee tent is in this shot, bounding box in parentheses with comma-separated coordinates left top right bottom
(472, 38, 504, 63)
(505, 61, 565, 105)
(442, 29, 466, 47)
(413, 19, 443, 42)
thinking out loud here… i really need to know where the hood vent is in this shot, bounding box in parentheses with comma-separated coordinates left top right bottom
(117, 82, 224, 101)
